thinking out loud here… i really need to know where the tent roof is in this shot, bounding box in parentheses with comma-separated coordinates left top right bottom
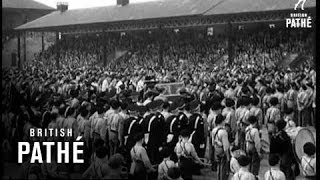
(2, 0, 55, 10)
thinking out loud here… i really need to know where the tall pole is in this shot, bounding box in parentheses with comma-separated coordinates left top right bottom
(41, 32, 45, 52)
(103, 32, 107, 67)
(17, 32, 21, 69)
(23, 31, 27, 63)
(55, 31, 60, 69)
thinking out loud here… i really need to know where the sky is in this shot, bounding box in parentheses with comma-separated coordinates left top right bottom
(34, 0, 159, 9)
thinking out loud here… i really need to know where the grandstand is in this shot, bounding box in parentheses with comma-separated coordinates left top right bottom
(14, 0, 316, 70)
(2, 0, 55, 68)
(2, 1, 317, 180)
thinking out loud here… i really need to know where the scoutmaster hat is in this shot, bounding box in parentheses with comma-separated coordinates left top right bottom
(146, 99, 164, 110)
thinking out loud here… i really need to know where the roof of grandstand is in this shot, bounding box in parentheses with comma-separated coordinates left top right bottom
(2, 0, 55, 10)
(15, 0, 316, 30)
(204, 0, 316, 15)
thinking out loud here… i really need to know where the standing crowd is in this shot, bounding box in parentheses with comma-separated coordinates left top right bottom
(1, 28, 316, 180)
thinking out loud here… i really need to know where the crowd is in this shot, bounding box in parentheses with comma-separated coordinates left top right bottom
(1, 28, 316, 180)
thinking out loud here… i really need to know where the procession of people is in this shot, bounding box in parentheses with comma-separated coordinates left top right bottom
(1, 28, 316, 180)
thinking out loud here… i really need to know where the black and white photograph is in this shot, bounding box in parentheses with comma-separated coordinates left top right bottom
(1, 0, 317, 179)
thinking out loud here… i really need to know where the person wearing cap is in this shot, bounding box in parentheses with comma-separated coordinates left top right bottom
(91, 104, 106, 147)
(222, 98, 236, 143)
(249, 96, 263, 130)
(301, 142, 316, 180)
(130, 132, 156, 180)
(234, 96, 250, 150)
(70, 89, 80, 109)
(119, 102, 129, 147)
(161, 101, 172, 122)
(283, 108, 296, 131)
(229, 146, 245, 175)
(82, 146, 109, 179)
(274, 85, 285, 112)
(265, 97, 281, 139)
(244, 116, 261, 178)
(158, 146, 177, 180)
(62, 106, 78, 141)
(76, 106, 90, 147)
(231, 155, 255, 180)
(165, 113, 180, 148)
(101, 74, 110, 93)
(56, 104, 66, 130)
(104, 153, 127, 179)
(175, 129, 207, 180)
(188, 100, 205, 158)
(122, 104, 143, 165)
(166, 167, 184, 180)
(264, 154, 286, 180)
(296, 84, 308, 127)
(141, 99, 166, 165)
(284, 83, 298, 113)
(212, 114, 230, 180)
(164, 101, 182, 162)
(106, 100, 124, 156)
(207, 101, 223, 170)
(262, 87, 275, 120)
(270, 119, 295, 180)
(301, 82, 313, 127)
(208, 101, 222, 133)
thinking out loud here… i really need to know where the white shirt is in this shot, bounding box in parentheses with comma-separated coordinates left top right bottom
(137, 79, 144, 92)
(101, 78, 109, 92)
(264, 167, 286, 180)
(230, 157, 240, 174)
(158, 158, 176, 180)
(232, 167, 255, 180)
(115, 81, 123, 94)
(245, 125, 261, 155)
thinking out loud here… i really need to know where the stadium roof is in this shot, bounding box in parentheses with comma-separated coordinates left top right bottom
(204, 0, 316, 15)
(16, 0, 316, 31)
(2, 0, 55, 10)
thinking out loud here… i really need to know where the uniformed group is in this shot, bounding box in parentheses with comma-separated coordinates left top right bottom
(1, 64, 316, 180)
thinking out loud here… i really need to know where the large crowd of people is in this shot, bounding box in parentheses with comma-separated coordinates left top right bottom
(1, 27, 316, 180)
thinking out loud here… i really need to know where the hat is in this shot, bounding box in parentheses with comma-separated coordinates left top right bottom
(147, 100, 164, 110)
(107, 89, 117, 99)
(209, 85, 216, 92)
(123, 90, 132, 97)
(108, 153, 125, 169)
(138, 105, 148, 114)
(189, 99, 200, 111)
(128, 104, 139, 112)
(237, 155, 250, 166)
(275, 119, 287, 130)
(211, 101, 222, 110)
(169, 101, 181, 112)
